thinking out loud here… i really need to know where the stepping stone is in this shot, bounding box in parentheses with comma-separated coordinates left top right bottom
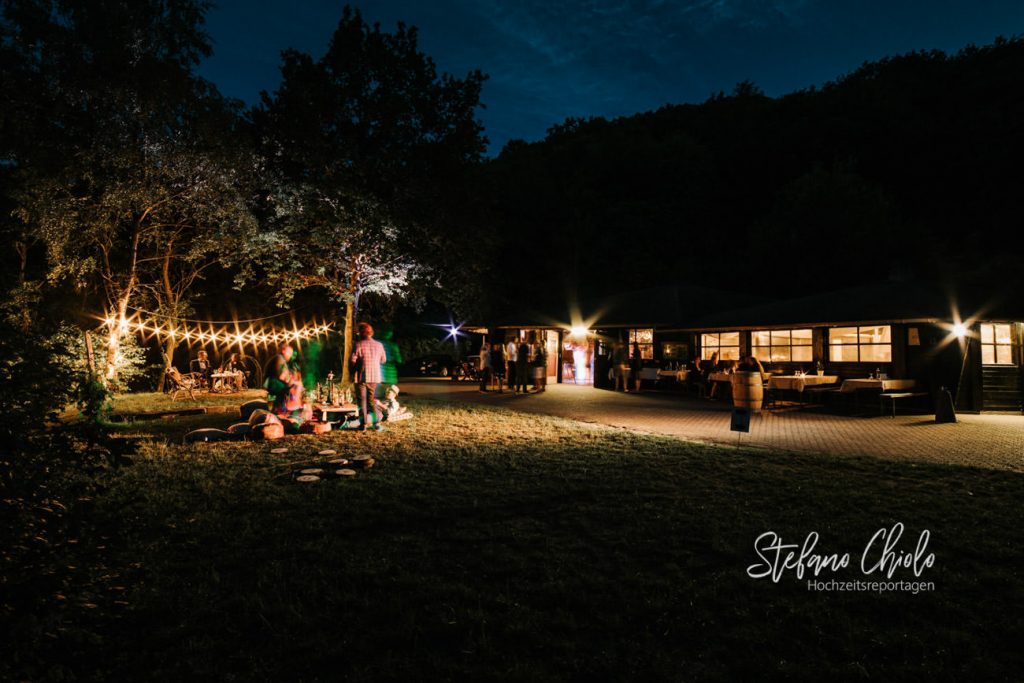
(295, 475, 320, 483)
(326, 458, 349, 466)
(335, 469, 357, 477)
(270, 448, 289, 454)
(351, 454, 375, 469)
(299, 468, 325, 476)
(318, 449, 337, 456)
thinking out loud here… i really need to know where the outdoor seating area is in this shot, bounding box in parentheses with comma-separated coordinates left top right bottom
(164, 352, 260, 401)
(591, 357, 934, 417)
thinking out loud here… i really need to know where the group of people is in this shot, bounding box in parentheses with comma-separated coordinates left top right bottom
(190, 350, 246, 392)
(690, 351, 766, 398)
(477, 336, 548, 394)
(610, 341, 646, 392)
(268, 321, 392, 432)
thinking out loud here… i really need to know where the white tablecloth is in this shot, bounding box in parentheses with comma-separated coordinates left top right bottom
(768, 375, 839, 392)
(839, 378, 917, 393)
(657, 369, 689, 381)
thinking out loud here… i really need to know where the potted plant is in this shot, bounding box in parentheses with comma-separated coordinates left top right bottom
(815, 360, 824, 376)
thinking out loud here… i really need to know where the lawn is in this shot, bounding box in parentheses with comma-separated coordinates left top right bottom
(3, 396, 1022, 681)
(105, 388, 269, 416)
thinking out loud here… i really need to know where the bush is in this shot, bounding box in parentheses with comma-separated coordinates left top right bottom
(0, 303, 81, 447)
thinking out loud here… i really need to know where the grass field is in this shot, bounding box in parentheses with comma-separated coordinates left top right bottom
(4, 395, 1022, 681)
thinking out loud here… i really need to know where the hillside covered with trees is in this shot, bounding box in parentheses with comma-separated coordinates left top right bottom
(481, 38, 1024, 315)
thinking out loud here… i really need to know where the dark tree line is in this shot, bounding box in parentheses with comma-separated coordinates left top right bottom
(480, 38, 1024, 316)
(3, 0, 1022, 402)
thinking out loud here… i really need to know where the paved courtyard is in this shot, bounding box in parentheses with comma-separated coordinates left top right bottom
(402, 379, 1024, 473)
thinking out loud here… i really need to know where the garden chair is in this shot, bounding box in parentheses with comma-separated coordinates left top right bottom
(165, 367, 201, 402)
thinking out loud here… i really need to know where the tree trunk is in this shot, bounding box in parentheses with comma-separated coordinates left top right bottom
(339, 266, 362, 386)
(157, 243, 178, 393)
(341, 299, 354, 385)
(103, 293, 130, 386)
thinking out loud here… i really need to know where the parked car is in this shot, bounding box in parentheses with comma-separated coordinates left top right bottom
(402, 354, 456, 377)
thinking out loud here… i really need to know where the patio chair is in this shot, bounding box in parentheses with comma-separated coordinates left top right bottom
(165, 367, 201, 402)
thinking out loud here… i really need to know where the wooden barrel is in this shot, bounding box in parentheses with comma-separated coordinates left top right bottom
(730, 371, 764, 412)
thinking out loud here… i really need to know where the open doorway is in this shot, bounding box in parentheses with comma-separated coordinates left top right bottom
(561, 332, 595, 384)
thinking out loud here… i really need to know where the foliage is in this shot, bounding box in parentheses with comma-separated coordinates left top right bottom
(2, 0, 256, 385)
(485, 37, 1024, 313)
(249, 5, 489, 381)
(0, 295, 81, 447)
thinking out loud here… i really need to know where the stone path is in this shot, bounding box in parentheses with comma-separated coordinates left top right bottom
(402, 379, 1024, 473)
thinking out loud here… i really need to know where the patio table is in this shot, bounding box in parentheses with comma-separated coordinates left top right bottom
(768, 375, 839, 392)
(839, 378, 916, 392)
(210, 372, 243, 393)
(657, 368, 689, 382)
(637, 367, 660, 381)
(313, 402, 359, 424)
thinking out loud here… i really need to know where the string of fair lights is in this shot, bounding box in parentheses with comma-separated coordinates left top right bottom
(101, 313, 333, 348)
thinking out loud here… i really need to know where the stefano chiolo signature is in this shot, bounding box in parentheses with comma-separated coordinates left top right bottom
(746, 523, 935, 582)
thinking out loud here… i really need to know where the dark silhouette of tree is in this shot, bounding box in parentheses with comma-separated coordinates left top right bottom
(251, 6, 487, 382)
(1, 0, 256, 385)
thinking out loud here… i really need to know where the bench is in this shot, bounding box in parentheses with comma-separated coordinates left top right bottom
(879, 392, 930, 417)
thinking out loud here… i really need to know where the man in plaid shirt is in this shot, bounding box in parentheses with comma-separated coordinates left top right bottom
(351, 322, 388, 431)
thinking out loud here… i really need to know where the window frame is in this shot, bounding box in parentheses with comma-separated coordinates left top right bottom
(750, 328, 813, 363)
(828, 325, 892, 363)
(700, 331, 741, 361)
(628, 328, 655, 360)
(980, 323, 1015, 366)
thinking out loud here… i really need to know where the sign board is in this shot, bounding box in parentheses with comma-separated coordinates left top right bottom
(730, 407, 751, 433)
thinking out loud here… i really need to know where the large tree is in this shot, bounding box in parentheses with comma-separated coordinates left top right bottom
(252, 6, 487, 383)
(2, 0, 256, 385)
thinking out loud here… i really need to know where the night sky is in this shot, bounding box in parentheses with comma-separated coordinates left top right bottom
(198, 1, 1024, 154)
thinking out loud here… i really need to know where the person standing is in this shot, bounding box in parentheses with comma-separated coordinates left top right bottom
(478, 341, 491, 392)
(534, 340, 547, 392)
(490, 338, 505, 392)
(612, 341, 629, 392)
(515, 338, 530, 394)
(505, 336, 519, 391)
(630, 341, 644, 393)
(351, 322, 387, 432)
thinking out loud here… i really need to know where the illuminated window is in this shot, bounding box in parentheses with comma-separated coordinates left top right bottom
(751, 328, 813, 363)
(980, 323, 1014, 365)
(628, 328, 654, 359)
(701, 332, 741, 361)
(828, 325, 891, 363)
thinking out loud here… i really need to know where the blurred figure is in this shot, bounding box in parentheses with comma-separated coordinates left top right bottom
(612, 341, 629, 392)
(631, 341, 644, 392)
(738, 355, 765, 375)
(505, 335, 519, 391)
(515, 337, 530, 393)
(489, 337, 505, 392)
(269, 344, 305, 418)
(379, 326, 402, 385)
(478, 340, 491, 392)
